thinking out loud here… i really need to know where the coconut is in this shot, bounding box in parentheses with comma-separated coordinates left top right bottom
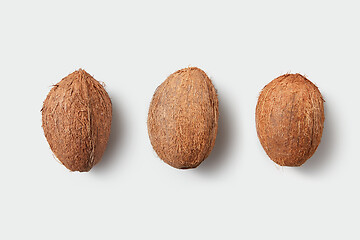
(147, 67, 219, 169)
(42, 69, 112, 172)
(255, 73, 325, 166)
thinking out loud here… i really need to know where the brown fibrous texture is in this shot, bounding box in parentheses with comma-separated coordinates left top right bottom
(42, 69, 112, 172)
(147, 67, 219, 169)
(255, 73, 325, 166)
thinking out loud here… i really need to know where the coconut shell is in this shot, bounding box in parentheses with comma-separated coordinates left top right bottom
(42, 69, 112, 172)
(255, 73, 324, 166)
(147, 67, 219, 169)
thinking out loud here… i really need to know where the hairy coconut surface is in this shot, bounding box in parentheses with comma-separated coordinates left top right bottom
(256, 73, 325, 166)
(42, 69, 112, 172)
(147, 67, 219, 169)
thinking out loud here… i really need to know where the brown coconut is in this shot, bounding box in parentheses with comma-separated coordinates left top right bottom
(42, 69, 112, 172)
(255, 73, 325, 166)
(147, 67, 219, 169)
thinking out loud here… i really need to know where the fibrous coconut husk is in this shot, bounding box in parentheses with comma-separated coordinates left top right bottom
(147, 67, 219, 169)
(42, 69, 112, 172)
(255, 73, 325, 166)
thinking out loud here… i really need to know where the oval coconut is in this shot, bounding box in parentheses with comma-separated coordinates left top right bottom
(42, 69, 112, 172)
(147, 67, 219, 169)
(255, 73, 325, 166)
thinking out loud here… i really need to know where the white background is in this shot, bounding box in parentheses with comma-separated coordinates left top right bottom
(1, 0, 359, 239)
